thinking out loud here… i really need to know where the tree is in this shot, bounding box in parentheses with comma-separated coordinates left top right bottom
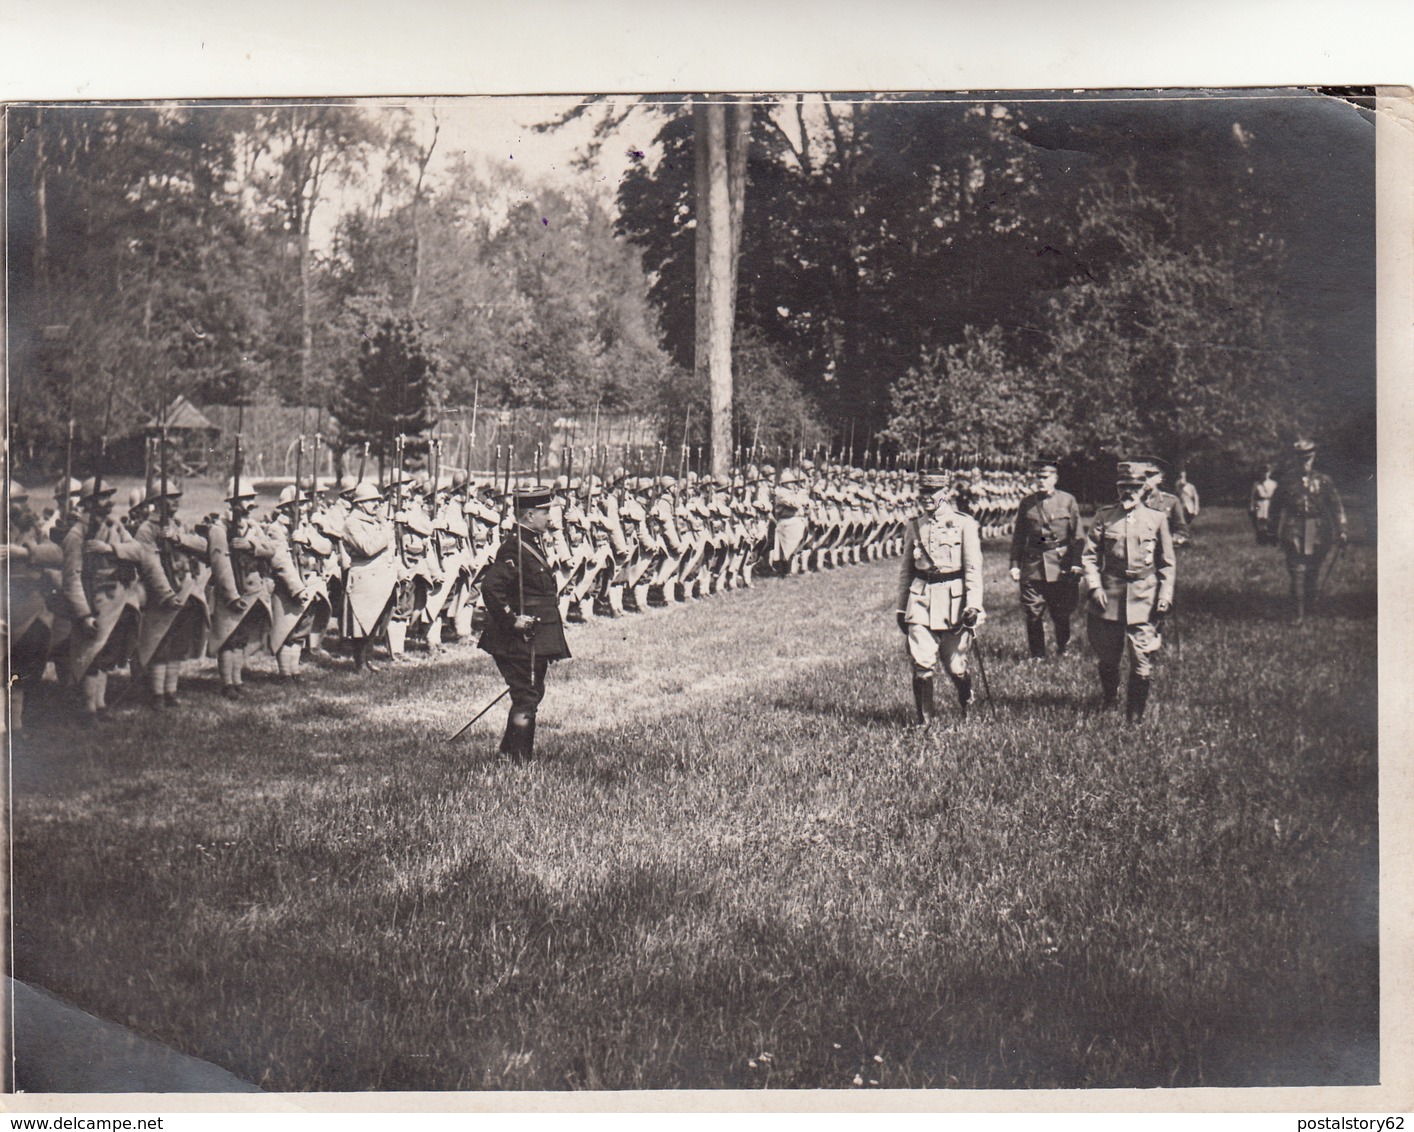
(333, 303, 442, 464)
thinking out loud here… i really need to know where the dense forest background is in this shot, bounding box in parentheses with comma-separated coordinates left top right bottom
(5, 91, 1376, 493)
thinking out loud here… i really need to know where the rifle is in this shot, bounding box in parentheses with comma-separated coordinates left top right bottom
(81, 372, 119, 612)
(156, 371, 179, 587)
(357, 440, 369, 485)
(62, 418, 75, 518)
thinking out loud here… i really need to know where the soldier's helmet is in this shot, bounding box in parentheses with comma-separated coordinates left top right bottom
(554, 475, 571, 491)
(338, 474, 360, 497)
(145, 478, 184, 504)
(54, 476, 83, 501)
(78, 477, 119, 504)
(125, 486, 148, 509)
(451, 469, 470, 489)
(225, 476, 259, 501)
(297, 475, 318, 494)
(8, 479, 30, 503)
(277, 484, 301, 507)
(350, 481, 383, 505)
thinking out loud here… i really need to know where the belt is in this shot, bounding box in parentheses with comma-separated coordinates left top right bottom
(914, 567, 963, 583)
(1103, 567, 1155, 582)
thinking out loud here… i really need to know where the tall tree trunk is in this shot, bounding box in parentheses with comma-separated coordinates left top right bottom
(694, 96, 750, 477)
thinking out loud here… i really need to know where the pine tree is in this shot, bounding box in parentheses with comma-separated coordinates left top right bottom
(334, 303, 440, 462)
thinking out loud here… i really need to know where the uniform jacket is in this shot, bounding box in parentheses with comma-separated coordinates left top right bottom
(62, 516, 149, 676)
(1271, 471, 1346, 556)
(478, 526, 570, 660)
(898, 508, 983, 632)
(134, 516, 211, 666)
(341, 506, 398, 638)
(1009, 489, 1082, 582)
(206, 517, 275, 653)
(1145, 488, 1188, 535)
(1081, 502, 1175, 625)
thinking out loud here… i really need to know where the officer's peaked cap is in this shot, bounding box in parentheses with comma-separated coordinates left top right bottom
(1032, 458, 1060, 474)
(1115, 462, 1148, 485)
(918, 470, 954, 492)
(512, 485, 554, 511)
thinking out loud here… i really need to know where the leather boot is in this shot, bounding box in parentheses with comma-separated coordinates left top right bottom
(500, 709, 533, 761)
(1026, 618, 1047, 660)
(911, 674, 935, 727)
(1099, 665, 1121, 711)
(1054, 617, 1071, 657)
(951, 672, 974, 718)
(1126, 674, 1151, 722)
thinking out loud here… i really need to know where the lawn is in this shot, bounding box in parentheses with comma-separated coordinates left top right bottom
(8, 508, 1379, 1091)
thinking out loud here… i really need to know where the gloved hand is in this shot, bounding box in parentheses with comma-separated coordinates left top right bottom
(962, 606, 985, 628)
(513, 613, 537, 635)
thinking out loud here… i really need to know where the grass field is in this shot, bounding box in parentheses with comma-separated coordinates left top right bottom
(8, 507, 1378, 1091)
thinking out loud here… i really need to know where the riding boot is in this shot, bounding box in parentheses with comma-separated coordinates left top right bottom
(1126, 674, 1151, 723)
(1026, 618, 1047, 660)
(1099, 665, 1121, 711)
(524, 714, 537, 760)
(951, 672, 974, 718)
(500, 709, 532, 760)
(1054, 616, 1072, 657)
(911, 674, 935, 727)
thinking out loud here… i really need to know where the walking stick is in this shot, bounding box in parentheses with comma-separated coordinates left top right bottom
(446, 687, 512, 742)
(969, 625, 997, 718)
(1318, 540, 1347, 602)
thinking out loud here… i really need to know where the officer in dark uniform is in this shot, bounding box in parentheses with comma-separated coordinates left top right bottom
(478, 485, 570, 760)
(1133, 456, 1190, 545)
(1270, 437, 1347, 625)
(1008, 458, 1082, 659)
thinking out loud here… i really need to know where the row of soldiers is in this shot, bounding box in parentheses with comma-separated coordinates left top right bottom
(3, 458, 1034, 731)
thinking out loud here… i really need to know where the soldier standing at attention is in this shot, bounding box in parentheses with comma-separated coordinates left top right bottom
(478, 485, 570, 761)
(1080, 463, 1175, 722)
(1270, 437, 1347, 625)
(1008, 459, 1082, 660)
(897, 470, 985, 726)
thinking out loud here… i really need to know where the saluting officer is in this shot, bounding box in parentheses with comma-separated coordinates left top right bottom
(897, 469, 985, 725)
(478, 485, 570, 761)
(1008, 459, 1082, 660)
(1080, 462, 1175, 722)
(1270, 436, 1347, 625)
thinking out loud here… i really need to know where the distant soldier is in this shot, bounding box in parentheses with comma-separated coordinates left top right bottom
(1080, 463, 1175, 722)
(1134, 456, 1190, 546)
(1270, 437, 1347, 625)
(341, 481, 399, 673)
(206, 477, 275, 700)
(1009, 459, 1082, 660)
(133, 480, 211, 707)
(1249, 464, 1279, 546)
(4, 480, 64, 733)
(1176, 470, 1200, 529)
(62, 479, 151, 724)
(897, 470, 985, 725)
(478, 485, 570, 761)
(266, 484, 332, 682)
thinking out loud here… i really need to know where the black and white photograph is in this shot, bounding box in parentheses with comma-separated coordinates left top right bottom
(2, 4, 1409, 1118)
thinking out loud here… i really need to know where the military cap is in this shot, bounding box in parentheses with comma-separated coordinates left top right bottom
(918, 469, 954, 492)
(1127, 455, 1167, 476)
(1115, 462, 1148, 485)
(349, 481, 383, 505)
(1032, 458, 1060, 474)
(511, 485, 554, 511)
(1291, 436, 1318, 454)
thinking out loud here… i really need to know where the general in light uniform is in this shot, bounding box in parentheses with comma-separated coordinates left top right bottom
(896, 470, 984, 724)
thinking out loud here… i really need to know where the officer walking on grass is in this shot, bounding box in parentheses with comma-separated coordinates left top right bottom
(1270, 436, 1347, 625)
(1008, 458, 1082, 660)
(478, 485, 570, 761)
(897, 469, 985, 726)
(1080, 462, 1175, 723)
